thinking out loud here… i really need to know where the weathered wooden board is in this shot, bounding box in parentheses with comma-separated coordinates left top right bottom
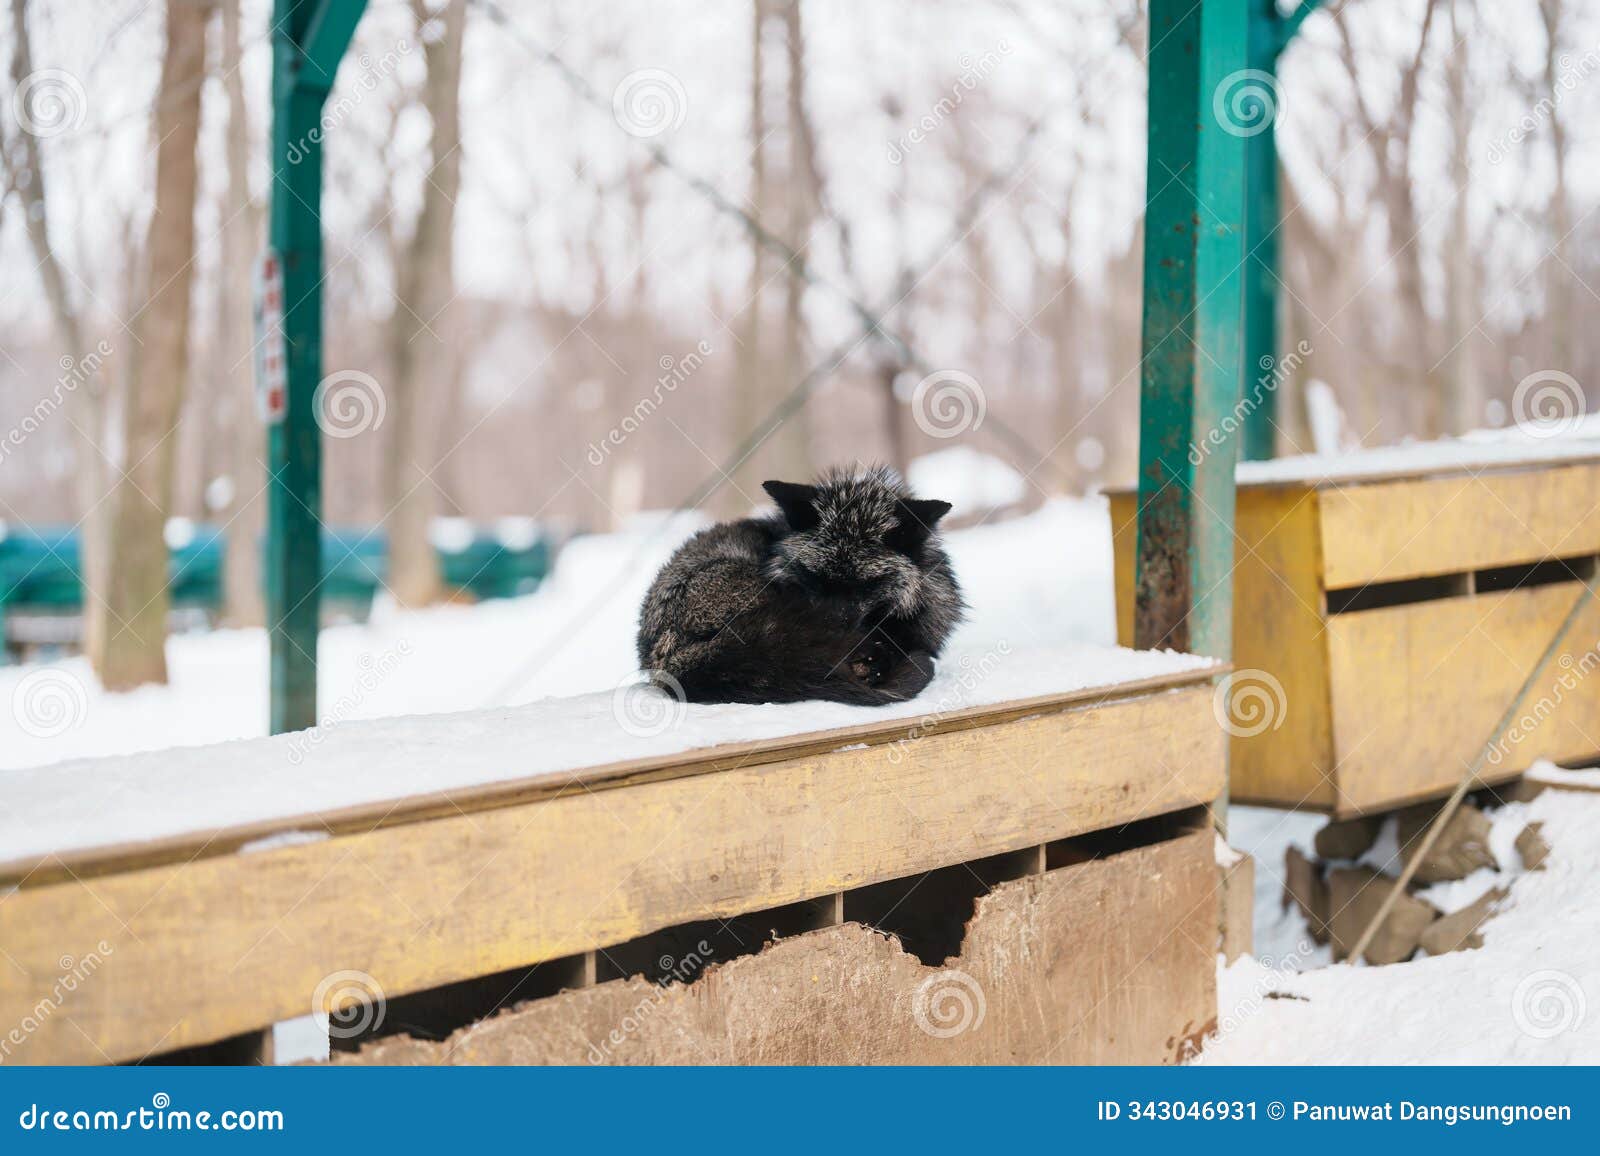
(336, 827, 1218, 1065)
(0, 669, 1215, 889)
(1227, 485, 1336, 810)
(1114, 468, 1600, 815)
(1317, 461, 1600, 589)
(1326, 584, 1600, 815)
(1114, 487, 1335, 810)
(0, 681, 1223, 1065)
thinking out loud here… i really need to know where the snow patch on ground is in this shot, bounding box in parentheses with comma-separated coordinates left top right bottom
(1201, 789, 1600, 1064)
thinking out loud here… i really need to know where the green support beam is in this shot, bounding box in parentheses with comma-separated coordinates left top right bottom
(267, 0, 367, 735)
(1240, 0, 1320, 461)
(1134, 0, 1250, 660)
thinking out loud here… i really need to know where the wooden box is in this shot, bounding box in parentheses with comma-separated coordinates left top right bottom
(1111, 449, 1600, 816)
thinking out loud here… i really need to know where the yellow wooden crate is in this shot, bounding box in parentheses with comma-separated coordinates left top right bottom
(1111, 452, 1600, 816)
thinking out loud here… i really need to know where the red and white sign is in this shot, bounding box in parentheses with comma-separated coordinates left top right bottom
(253, 249, 287, 424)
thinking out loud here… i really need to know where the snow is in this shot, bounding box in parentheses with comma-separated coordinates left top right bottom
(0, 494, 1196, 864)
(1200, 788, 1600, 1064)
(428, 517, 475, 553)
(162, 517, 196, 550)
(0, 641, 1211, 866)
(492, 516, 542, 550)
(0, 496, 1120, 772)
(1237, 432, 1600, 487)
(1525, 761, 1600, 789)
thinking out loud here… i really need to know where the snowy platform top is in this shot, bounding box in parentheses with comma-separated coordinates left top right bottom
(0, 643, 1218, 880)
(1109, 432, 1600, 492)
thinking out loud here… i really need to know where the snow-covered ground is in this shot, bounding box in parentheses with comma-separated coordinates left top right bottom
(1210, 785, 1600, 1064)
(3, 469, 1598, 1064)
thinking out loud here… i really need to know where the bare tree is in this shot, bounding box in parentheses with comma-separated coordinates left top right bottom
(94, 0, 211, 689)
(216, 0, 265, 625)
(1331, 0, 1442, 436)
(772, 0, 817, 482)
(384, 0, 466, 605)
(727, 0, 771, 511)
(1537, 0, 1573, 370)
(6, 0, 117, 664)
(1443, 0, 1481, 434)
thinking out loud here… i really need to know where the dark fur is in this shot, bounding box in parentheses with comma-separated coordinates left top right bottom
(636, 466, 965, 705)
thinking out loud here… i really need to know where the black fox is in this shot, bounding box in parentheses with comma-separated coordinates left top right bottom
(636, 466, 965, 705)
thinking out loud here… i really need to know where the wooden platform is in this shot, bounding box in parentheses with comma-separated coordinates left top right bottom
(0, 667, 1224, 1065)
(1112, 451, 1600, 815)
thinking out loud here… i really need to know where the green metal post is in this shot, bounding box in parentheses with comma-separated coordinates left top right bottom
(1240, 0, 1281, 462)
(1239, 0, 1321, 461)
(1134, 0, 1250, 660)
(267, 0, 366, 735)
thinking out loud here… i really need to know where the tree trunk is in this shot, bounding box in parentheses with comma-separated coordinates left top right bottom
(7, 0, 114, 665)
(772, 0, 815, 483)
(1443, 0, 1480, 434)
(1540, 0, 1573, 370)
(218, 0, 266, 625)
(384, 0, 466, 606)
(726, 0, 769, 512)
(95, 0, 210, 689)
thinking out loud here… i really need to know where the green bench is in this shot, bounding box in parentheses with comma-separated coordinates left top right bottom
(0, 521, 556, 660)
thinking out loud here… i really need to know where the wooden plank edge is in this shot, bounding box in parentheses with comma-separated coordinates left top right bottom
(0, 667, 1227, 890)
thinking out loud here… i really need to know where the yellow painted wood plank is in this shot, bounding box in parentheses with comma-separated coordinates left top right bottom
(1228, 485, 1337, 810)
(1118, 485, 1333, 809)
(1318, 462, 1600, 588)
(0, 683, 1224, 1065)
(1326, 584, 1600, 815)
(1110, 492, 1138, 649)
(0, 668, 1217, 890)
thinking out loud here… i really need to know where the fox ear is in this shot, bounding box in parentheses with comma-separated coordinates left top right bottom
(902, 498, 952, 529)
(887, 498, 952, 551)
(763, 480, 821, 530)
